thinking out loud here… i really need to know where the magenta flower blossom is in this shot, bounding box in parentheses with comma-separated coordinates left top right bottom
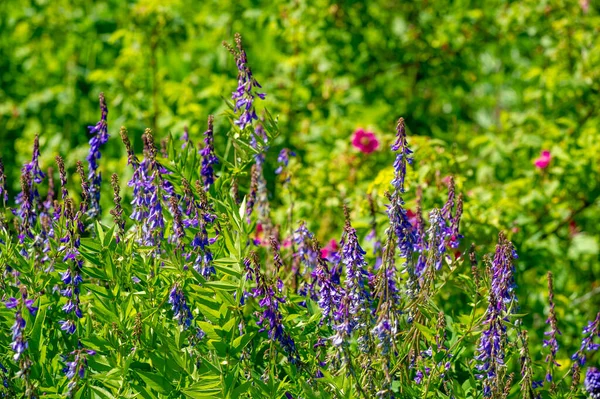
(534, 150, 551, 169)
(351, 128, 380, 154)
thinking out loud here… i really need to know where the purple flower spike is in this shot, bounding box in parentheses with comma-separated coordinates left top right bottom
(387, 118, 416, 293)
(585, 368, 600, 398)
(5, 288, 37, 362)
(86, 93, 109, 218)
(62, 347, 95, 396)
(475, 233, 519, 397)
(168, 284, 193, 329)
(572, 312, 600, 368)
(224, 33, 265, 131)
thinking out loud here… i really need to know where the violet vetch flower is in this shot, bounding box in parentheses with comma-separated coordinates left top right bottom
(180, 178, 216, 277)
(168, 284, 193, 329)
(585, 368, 600, 399)
(199, 115, 218, 190)
(181, 125, 190, 149)
(275, 148, 296, 175)
(332, 208, 372, 350)
(245, 252, 298, 363)
(224, 33, 265, 130)
(62, 348, 95, 397)
(387, 118, 416, 289)
(341, 210, 371, 322)
(5, 288, 37, 361)
(124, 128, 172, 249)
(572, 311, 600, 367)
(440, 177, 463, 249)
(371, 229, 401, 356)
(293, 222, 318, 276)
(390, 118, 413, 194)
(58, 198, 84, 334)
(312, 241, 342, 325)
(475, 233, 519, 397)
(86, 93, 109, 218)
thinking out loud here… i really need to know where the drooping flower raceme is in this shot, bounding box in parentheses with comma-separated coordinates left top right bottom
(86, 93, 109, 218)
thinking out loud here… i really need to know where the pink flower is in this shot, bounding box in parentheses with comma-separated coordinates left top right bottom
(351, 128, 380, 154)
(406, 209, 418, 228)
(320, 239, 339, 260)
(534, 150, 551, 169)
(254, 223, 267, 246)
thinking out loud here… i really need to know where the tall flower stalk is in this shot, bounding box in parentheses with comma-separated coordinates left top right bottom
(475, 233, 519, 397)
(223, 33, 265, 130)
(387, 118, 416, 297)
(86, 92, 109, 218)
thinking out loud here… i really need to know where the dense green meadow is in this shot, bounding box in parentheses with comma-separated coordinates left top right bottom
(0, 0, 599, 398)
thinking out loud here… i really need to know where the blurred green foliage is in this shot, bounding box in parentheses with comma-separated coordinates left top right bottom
(0, 0, 598, 345)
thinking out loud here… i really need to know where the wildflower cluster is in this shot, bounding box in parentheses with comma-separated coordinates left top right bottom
(0, 34, 596, 399)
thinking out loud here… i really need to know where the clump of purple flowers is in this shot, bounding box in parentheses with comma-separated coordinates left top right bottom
(245, 252, 298, 363)
(332, 207, 372, 351)
(475, 233, 518, 397)
(372, 228, 401, 357)
(178, 178, 216, 277)
(124, 128, 173, 250)
(168, 284, 193, 329)
(586, 368, 600, 399)
(62, 347, 95, 397)
(312, 240, 342, 325)
(86, 93, 109, 218)
(224, 33, 265, 130)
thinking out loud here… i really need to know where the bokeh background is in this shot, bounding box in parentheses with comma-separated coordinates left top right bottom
(1, 0, 599, 350)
